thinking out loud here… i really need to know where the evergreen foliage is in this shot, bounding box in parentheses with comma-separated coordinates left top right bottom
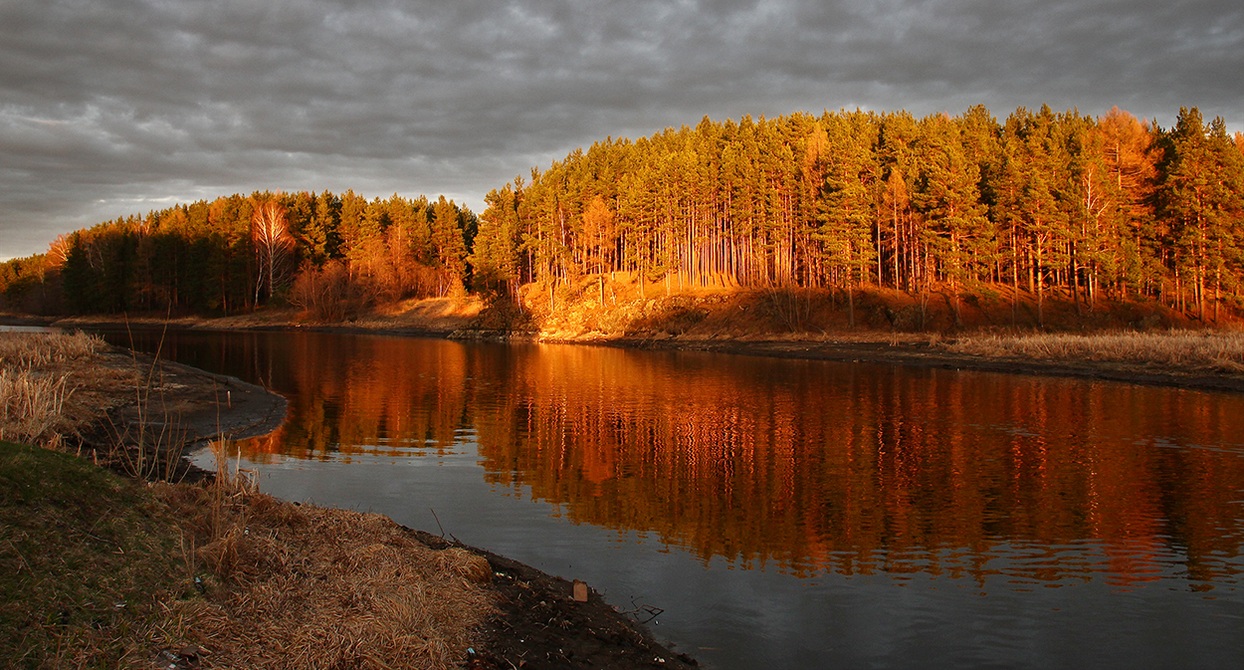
(2, 104, 1241, 323)
(469, 105, 1243, 322)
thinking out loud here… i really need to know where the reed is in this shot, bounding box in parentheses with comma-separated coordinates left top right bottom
(945, 330, 1244, 373)
(0, 367, 72, 447)
(0, 331, 103, 447)
(0, 329, 102, 367)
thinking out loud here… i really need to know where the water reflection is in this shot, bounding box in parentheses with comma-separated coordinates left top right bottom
(466, 345, 1244, 588)
(121, 330, 1244, 590)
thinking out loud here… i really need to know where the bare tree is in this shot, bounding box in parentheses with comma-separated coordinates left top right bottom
(253, 199, 293, 304)
(46, 233, 71, 269)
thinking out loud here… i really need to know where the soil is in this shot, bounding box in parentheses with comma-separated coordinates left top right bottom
(72, 347, 289, 481)
(413, 530, 697, 670)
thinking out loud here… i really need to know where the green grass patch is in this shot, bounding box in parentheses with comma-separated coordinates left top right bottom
(0, 441, 190, 668)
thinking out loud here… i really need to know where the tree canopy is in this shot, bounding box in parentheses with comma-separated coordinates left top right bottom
(1, 191, 476, 317)
(3, 104, 1242, 325)
(470, 105, 1244, 324)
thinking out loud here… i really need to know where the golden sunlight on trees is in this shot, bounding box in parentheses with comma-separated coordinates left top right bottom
(45, 234, 71, 269)
(581, 195, 616, 304)
(252, 198, 294, 304)
(470, 105, 1244, 325)
(0, 190, 478, 317)
(1, 104, 1241, 325)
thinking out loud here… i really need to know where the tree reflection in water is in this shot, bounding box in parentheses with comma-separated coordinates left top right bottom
(220, 333, 1244, 589)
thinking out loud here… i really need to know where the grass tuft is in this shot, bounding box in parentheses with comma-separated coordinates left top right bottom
(155, 479, 494, 669)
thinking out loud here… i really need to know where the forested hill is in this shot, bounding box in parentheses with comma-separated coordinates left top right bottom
(471, 105, 1244, 323)
(3, 104, 1243, 330)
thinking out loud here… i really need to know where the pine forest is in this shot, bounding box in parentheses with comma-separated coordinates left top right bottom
(3, 104, 1243, 328)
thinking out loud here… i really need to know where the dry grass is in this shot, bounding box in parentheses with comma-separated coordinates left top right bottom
(0, 329, 102, 367)
(0, 330, 197, 479)
(0, 367, 72, 448)
(945, 330, 1244, 373)
(0, 331, 109, 447)
(2, 331, 496, 668)
(3, 439, 495, 670)
(156, 476, 494, 669)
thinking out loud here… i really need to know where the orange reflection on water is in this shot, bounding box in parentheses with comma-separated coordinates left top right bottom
(234, 335, 1244, 585)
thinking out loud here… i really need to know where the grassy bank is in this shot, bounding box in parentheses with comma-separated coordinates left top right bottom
(488, 279, 1244, 380)
(40, 275, 1225, 341)
(0, 440, 493, 668)
(0, 440, 185, 666)
(0, 333, 493, 668)
(30, 282, 1244, 390)
(1, 332, 698, 669)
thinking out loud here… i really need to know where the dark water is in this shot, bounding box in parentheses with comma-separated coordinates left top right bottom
(102, 329, 1244, 669)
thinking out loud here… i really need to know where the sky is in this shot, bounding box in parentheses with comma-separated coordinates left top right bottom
(2, 0, 1241, 261)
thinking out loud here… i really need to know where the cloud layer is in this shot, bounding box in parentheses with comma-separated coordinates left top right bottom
(2, 0, 1241, 259)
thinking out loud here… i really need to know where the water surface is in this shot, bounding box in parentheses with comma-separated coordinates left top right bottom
(103, 329, 1244, 669)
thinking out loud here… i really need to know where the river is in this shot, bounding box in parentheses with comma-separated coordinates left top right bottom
(101, 329, 1244, 669)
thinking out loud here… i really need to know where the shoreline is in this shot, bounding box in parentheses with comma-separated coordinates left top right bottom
(35, 312, 1244, 395)
(586, 336, 1244, 395)
(2, 331, 698, 668)
(142, 353, 698, 668)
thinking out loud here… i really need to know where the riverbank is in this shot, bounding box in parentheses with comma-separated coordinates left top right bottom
(30, 284, 1244, 395)
(0, 333, 696, 669)
(584, 331, 1244, 394)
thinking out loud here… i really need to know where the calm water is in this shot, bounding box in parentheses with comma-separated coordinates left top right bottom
(102, 329, 1244, 669)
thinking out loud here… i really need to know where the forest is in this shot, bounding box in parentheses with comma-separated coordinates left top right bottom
(0, 191, 477, 319)
(2, 104, 1242, 326)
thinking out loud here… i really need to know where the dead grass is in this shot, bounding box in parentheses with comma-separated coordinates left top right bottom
(0, 367, 72, 448)
(0, 331, 114, 448)
(0, 329, 102, 366)
(155, 477, 494, 669)
(3, 331, 496, 669)
(945, 330, 1244, 373)
(0, 330, 199, 479)
(2, 439, 495, 670)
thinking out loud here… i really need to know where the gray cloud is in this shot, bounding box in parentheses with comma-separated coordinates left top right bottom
(2, 0, 1241, 259)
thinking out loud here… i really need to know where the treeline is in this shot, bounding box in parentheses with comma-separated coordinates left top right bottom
(4, 104, 1242, 325)
(0, 191, 477, 318)
(471, 105, 1244, 322)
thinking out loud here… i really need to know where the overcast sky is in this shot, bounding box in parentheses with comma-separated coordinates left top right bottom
(2, 0, 1241, 260)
